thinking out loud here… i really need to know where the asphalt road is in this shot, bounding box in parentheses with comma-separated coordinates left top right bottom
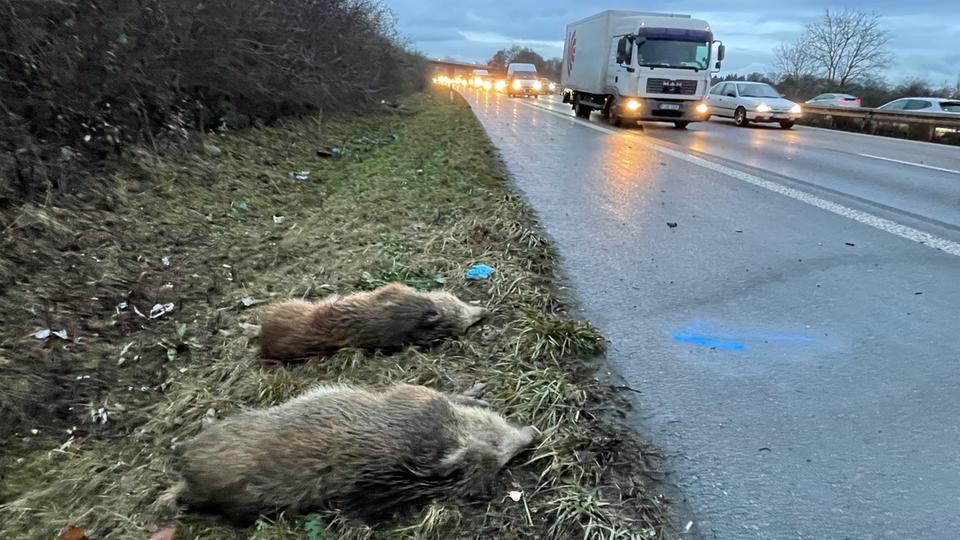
(460, 88, 960, 540)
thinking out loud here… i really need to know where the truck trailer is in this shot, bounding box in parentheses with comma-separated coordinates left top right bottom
(561, 10, 724, 128)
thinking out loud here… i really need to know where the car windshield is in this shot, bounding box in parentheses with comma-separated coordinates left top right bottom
(737, 83, 780, 98)
(940, 101, 960, 113)
(636, 39, 710, 70)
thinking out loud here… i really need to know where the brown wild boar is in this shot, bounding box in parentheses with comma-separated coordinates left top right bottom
(258, 283, 488, 361)
(168, 382, 541, 522)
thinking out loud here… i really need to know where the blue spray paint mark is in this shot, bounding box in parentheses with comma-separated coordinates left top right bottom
(672, 332, 746, 350)
(672, 319, 817, 350)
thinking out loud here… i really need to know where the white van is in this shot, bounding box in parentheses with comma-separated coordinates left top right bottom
(506, 63, 541, 98)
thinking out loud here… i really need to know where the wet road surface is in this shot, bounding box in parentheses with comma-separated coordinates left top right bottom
(460, 88, 960, 539)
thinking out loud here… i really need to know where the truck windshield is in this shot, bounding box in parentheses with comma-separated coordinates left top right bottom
(512, 71, 538, 80)
(636, 40, 709, 70)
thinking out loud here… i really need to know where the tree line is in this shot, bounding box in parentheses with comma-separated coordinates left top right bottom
(487, 46, 562, 81)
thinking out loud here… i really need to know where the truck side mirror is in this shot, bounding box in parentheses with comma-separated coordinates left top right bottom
(717, 44, 726, 62)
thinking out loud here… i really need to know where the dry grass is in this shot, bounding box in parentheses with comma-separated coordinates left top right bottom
(0, 89, 674, 539)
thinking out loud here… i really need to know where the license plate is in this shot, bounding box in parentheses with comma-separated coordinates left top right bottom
(659, 104, 680, 111)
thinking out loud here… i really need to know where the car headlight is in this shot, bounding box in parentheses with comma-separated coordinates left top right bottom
(626, 99, 641, 111)
(549, 82, 556, 91)
(695, 103, 709, 114)
(495, 80, 506, 90)
(756, 104, 772, 113)
(789, 104, 802, 114)
(533, 81, 542, 90)
(483, 81, 492, 90)
(512, 80, 521, 90)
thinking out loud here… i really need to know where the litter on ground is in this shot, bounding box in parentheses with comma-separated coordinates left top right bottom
(148, 303, 175, 319)
(33, 328, 68, 340)
(466, 263, 496, 280)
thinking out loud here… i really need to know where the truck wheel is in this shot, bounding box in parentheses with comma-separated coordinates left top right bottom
(674, 121, 689, 129)
(607, 107, 622, 127)
(574, 100, 591, 119)
(734, 107, 749, 127)
(779, 121, 795, 129)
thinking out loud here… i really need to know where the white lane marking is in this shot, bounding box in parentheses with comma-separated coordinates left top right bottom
(857, 153, 960, 175)
(516, 100, 960, 258)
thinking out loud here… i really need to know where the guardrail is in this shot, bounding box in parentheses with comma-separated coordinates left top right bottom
(800, 104, 960, 145)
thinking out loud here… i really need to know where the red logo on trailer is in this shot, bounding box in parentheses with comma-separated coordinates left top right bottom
(565, 30, 576, 75)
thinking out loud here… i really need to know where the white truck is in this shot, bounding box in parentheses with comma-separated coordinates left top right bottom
(506, 63, 542, 98)
(561, 10, 724, 128)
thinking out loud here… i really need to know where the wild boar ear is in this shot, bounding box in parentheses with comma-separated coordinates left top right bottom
(423, 306, 443, 325)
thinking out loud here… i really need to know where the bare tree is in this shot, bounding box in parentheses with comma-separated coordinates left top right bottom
(774, 41, 815, 80)
(802, 9, 892, 85)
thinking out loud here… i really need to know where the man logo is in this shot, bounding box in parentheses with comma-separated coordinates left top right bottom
(565, 31, 577, 75)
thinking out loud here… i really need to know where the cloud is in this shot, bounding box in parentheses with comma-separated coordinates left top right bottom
(459, 31, 564, 49)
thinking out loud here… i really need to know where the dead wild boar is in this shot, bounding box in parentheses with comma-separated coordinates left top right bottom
(258, 282, 488, 361)
(168, 382, 540, 522)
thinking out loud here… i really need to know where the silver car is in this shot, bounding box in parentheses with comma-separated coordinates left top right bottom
(806, 93, 862, 108)
(706, 81, 803, 129)
(877, 97, 960, 115)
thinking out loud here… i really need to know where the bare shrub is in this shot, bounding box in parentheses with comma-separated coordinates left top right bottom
(0, 0, 425, 205)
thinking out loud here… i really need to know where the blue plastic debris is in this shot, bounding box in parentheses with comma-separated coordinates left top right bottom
(466, 263, 496, 281)
(238, 201, 249, 210)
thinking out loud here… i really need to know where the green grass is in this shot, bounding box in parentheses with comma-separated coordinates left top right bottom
(0, 89, 673, 539)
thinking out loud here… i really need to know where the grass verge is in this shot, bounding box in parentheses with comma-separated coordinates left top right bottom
(0, 89, 674, 539)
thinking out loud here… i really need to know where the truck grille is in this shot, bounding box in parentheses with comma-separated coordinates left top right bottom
(646, 78, 698, 96)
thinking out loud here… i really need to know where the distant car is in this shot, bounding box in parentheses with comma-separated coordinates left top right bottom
(706, 81, 803, 129)
(539, 78, 558, 95)
(877, 97, 960, 114)
(806, 93, 862, 108)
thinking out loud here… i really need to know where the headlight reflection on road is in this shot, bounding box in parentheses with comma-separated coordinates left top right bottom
(598, 130, 657, 221)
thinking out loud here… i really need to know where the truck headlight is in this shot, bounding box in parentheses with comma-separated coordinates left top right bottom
(756, 104, 772, 113)
(533, 81, 542, 90)
(695, 103, 709, 114)
(790, 104, 802, 114)
(626, 99, 641, 111)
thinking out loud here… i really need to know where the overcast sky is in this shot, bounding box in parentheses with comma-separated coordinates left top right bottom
(381, 0, 959, 85)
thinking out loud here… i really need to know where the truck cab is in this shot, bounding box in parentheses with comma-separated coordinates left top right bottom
(506, 63, 542, 98)
(562, 11, 725, 128)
